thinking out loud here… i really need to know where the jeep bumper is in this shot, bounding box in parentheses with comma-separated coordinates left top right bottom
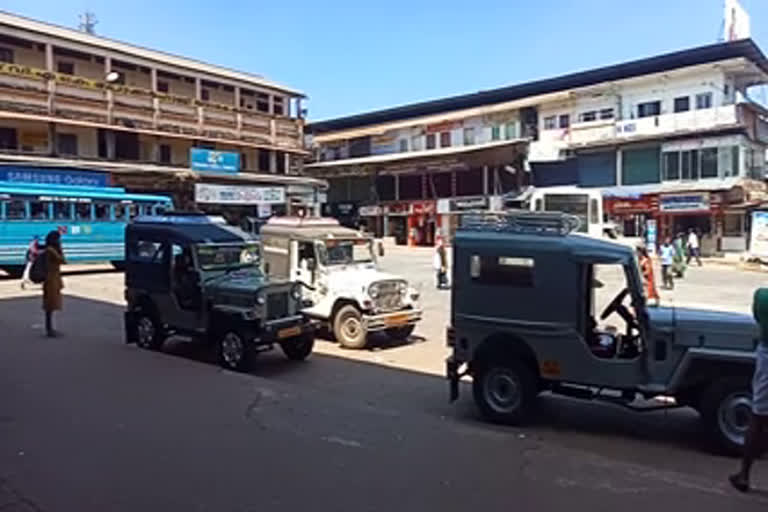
(259, 315, 316, 344)
(362, 309, 422, 332)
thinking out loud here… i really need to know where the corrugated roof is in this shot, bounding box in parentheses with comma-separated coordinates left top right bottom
(309, 39, 768, 134)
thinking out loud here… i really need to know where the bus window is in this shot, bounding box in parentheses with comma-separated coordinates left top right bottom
(94, 203, 111, 222)
(589, 199, 599, 225)
(534, 199, 543, 211)
(53, 201, 71, 220)
(7, 199, 26, 220)
(115, 204, 127, 221)
(75, 203, 92, 220)
(30, 200, 47, 220)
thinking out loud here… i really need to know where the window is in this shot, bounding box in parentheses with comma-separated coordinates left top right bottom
(543, 116, 556, 130)
(95, 203, 111, 221)
(599, 108, 615, 120)
(156, 80, 169, 93)
(30, 200, 47, 220)
(589, 199, 599, 225)
(6, 199, 25, 219)
(159, 144, 172, 164)
(201, 89, 210, 101)
(53, 201, 71, 220)
(637, 101, 661, 118)
(258, 149, 270, 171)
(701, 147, 718, 178)
(399, 139, 408, 152)
(470, 254, 534, 287)
(0, 47, 12, 63)
(491, 125, 501, 141)
(57, 61, 74, 75)
(411, 135, 422, 151)
(115, 203, 127, 221)
(57, 133, 78, 156)
(130, 240, 164, 264)
(256, 93, 269, 113)
(579, 111, 597, 123)
(426, 133, 436, 150)
(674, 96, 690, 113)
(273, 97, 284, 116)
(75, 203, 92, 220)
(558, 114, 570, 129)
(504, 122, 517, 139)
(730, 146, 740, 177)
(695, 92, 713, 110)
(724, 213, 744, 236)
(463, 127, 475, 145)
(663, 151, 680, 180)
(681, 149, 699, 180)
(439, 131, 451, 148)
(719, 146, 740, 177)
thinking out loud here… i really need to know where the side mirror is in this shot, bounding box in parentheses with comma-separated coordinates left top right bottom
(378, 241, 385, 257)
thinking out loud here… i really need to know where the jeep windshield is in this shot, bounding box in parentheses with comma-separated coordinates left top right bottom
(318, 239, 373, 266)
(195, 243, 262, 272)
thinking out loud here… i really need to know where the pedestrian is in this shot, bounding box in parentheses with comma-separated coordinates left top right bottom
(636, 244, 659, 306)
(433, 237, 448, 289)
(20, 235, 40, 290)
(42, 230, 65, 337)
(660, 237, 675, 290)
(687, 228, 702, 266)
(729, 287, 768, 493)
(672, 233, 687, 279)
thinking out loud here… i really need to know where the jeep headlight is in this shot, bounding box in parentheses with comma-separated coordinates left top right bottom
(256, 291, 266, 305)
(398, 281, 407, 296)
(290, 283, 302, 301)
(368, 283, 380, 299)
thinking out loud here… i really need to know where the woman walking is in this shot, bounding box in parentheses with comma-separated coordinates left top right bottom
(42, 230, 65, 337)
(636, 244, 659, 307)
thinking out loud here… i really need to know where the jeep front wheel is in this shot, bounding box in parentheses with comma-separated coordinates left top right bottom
(701, 376, 752, 456)
(333, 305, 367, 349)
(473, 359, 536, 425)
(280, 332, 314, 361)
(135, 311, 164, 350)
(219, 330, 251, 371)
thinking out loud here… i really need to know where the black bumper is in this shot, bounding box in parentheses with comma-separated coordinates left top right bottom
(258, 315, 316, 344)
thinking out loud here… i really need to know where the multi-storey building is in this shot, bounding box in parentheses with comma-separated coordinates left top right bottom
(0, 11, 325, 218)
(306, 39, 768, 253)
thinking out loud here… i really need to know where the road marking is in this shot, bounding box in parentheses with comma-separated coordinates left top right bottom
(322, 436, 362, 448)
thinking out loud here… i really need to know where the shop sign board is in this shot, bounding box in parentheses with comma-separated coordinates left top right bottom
(385, 203, 412, 216)
(646, 219, 658, 254)
(194, 183, 284, 205)
(437, 199, 450, 214)
(659, 193, 710, 213)
(359, 205, 382, 216)
(449, 196, 489, 212)
(750, 211, 768, 259)
(412, 201, 436, 215)
(190, 148, 240, 174)
(0, 167, 109, 187)
(606, 196, 656, 215)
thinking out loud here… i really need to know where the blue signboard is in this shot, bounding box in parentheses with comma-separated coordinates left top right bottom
(190, 148, 240, 174)
(0, 167, 110, 187)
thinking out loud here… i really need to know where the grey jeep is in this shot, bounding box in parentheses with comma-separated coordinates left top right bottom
(123, 213, 315, 371)
(446, 210, 759, 454)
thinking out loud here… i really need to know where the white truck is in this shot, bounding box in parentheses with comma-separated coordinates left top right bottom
(260, 217, 422, 349)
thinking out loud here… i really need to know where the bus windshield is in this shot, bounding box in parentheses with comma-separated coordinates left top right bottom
(540, 194, 589, 233)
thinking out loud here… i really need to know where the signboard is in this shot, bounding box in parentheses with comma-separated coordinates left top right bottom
(194, 183, 284, 205)
(646, 219, 657, 255)
(725, 0, 750, 41)
(412, 201, 436, 215)
(0, 167, 109, 187)
(359, 205, 382, 217)
(659, 193, 710, 213)
(257, 204, 272, 218)
(606, 197, 657, 215)
(449, 196, 489, 212)
(190, 148, 240, 173)
(750, 211, 768, 259)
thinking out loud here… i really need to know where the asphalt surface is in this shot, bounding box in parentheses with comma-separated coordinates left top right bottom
(1, 249, 768, 511)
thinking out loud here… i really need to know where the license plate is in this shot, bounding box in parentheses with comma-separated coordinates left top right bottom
(384, 313, 409, 326)
(277, 326, 301, 339)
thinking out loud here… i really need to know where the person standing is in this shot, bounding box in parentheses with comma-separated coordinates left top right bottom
(660, 238, 675, 290)
(672, 233, 687, 279)
(729, 287, 768, 492)
(687, 228, 702, 266)
(42, 230, 65, 337)
(433, 237, 448, 289)
(636, 244, 659, 306)
(20, 235, 40, 290)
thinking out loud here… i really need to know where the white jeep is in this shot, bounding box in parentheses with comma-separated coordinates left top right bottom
(260, 217, 422, 349)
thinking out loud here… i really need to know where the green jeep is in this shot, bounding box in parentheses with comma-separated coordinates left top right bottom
(446, 210, 759, 454)
(124, 213, 315, 371)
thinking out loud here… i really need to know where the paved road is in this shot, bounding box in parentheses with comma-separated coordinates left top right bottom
(0, 252, 767, 511)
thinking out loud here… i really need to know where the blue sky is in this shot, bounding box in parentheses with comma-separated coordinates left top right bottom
(3, 0, 767, 121)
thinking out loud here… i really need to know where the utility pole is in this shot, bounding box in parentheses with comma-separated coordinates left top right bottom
(78, 11, 98, 34)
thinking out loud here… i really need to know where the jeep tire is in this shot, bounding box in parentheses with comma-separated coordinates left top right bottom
(386, 324, 415, 342)
(473, 358, 537, 425)
(218, 329, 252, 372)
(280, 332, 314, 361)
(134, 309, 165, 351)
(700, 376, 753, 456)
(333, 305, 367, 349)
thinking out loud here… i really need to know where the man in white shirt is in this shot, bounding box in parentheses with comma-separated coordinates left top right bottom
(687, 229, 702, 266)
(660, 238, 675, 290)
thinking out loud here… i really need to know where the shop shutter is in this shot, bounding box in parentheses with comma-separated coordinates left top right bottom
(621, 147, 661, 185)
(577, 151, 616, 187)
(531, 159, 578, 187)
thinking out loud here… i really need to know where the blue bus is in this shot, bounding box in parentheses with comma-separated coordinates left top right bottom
(0, 181, 172, 276)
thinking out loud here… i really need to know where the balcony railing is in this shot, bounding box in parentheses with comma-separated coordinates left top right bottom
(0, 61, 304, 151)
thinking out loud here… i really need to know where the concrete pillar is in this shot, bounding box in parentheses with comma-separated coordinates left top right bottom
(47, 122, 56, 156)
(45, 43, 54, 71)
(195, 77, 202, 100)
(45, 44, 55, 114)
(150, 68, 159, 128)
(394, 174, 400, 201)
(268, 95, 274, 115)
(284, 152, 291, 175)
(104, 56, 114, 124)
(616, 148, 623, 186)
(482, 165, 489, 196)
(269, 150, 277, 174)
(106, 130, 116, 160)
(151, 137, 160, 163)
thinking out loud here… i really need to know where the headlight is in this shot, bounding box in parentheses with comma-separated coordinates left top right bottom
(398, 282, 407, 296)
(256, 291, 266, 305)
(368, 283, 380, 299)
(290, 284, 302, 301)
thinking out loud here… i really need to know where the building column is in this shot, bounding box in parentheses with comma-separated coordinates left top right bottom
(150, 68, 159, 129)
(421, 173, 428, 200)
(616, 148, 623, 186)
(106, 130, 116, 160)
(151, 136, 160, 163)
(269, 150, 277, 174)
(45, 44, 55, 114)
(47, 122, 57, 156)
(394, 174, 400, 201)
(482, 165, 489, 196)
(234, 87, 243, 135)
(195, 77, 204, 132)
(104, 56, 114, 124)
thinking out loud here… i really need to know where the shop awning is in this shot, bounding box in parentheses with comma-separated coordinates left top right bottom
(601, 178, 744, 198)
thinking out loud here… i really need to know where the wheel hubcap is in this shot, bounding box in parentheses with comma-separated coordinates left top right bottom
(342, 316, 362, 340)
(137, 317, 154, 347)
(221, 332, 244, 367)
(718, 392, 752, 446)
(484, 369, 522, 413)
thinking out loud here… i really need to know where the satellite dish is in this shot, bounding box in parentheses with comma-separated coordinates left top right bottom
(105, 71, 120, 83)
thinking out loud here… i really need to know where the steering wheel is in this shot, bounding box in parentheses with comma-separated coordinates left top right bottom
(600, 288, 639, 332)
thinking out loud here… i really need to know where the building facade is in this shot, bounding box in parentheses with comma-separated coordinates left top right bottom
(0, 11, 325, 218)
(307, 39, 768, 252)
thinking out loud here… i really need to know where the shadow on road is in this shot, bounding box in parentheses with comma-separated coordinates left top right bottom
(0, 293, 715, 462)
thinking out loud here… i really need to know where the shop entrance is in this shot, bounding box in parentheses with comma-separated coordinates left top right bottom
(670, 215, 712, 238)
(409, 214, 437, 247)
(388, 216, 408, 245)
